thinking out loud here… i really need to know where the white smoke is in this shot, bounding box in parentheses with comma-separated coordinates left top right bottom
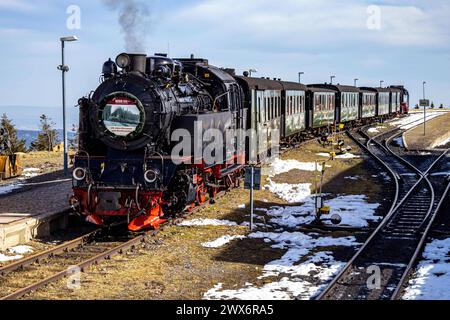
(103, 0, 151, 53)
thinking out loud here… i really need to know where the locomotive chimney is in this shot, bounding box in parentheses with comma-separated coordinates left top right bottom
(129, 53, 147, 74)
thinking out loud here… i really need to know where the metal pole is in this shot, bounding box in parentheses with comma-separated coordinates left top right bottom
(61, 40, 69, 176)
(299, 72, 304, 84)
(250, 165, 254, 231)
(423, 82, 426, 136)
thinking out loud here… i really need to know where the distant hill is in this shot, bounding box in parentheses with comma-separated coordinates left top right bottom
(1, 105, 78, 131)
(18, 130, 76, 149)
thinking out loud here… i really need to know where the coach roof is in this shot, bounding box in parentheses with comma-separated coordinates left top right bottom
(308, 84, 360, 93)
(235, 76, 284, 90)
(278, 81, 309, 91)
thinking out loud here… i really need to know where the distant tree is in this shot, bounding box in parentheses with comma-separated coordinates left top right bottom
(431, 102, 435, 109)
(30, 115, 59, 152)
(69, 124, 79, 151)
(440, 103, 444, 109)
(415, 104, 419, 109)
(0, 113, 26, 153)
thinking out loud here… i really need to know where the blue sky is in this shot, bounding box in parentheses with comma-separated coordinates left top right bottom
(0, 0, 449, 129)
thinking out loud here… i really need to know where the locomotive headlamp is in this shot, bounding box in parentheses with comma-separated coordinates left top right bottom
(73, 167, 87, 181)
(116, 53, 131, 69)
(144, 169, 159, 183)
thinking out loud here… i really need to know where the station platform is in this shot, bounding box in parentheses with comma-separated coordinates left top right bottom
(403, 111, 450, 150)
(0, 176, 72, 250)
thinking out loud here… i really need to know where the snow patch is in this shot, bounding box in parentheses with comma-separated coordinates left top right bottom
(316, 153, 331, 158)
(0, 183, 22, 195)
(390, 113, 442, 130)
(8, 245, 33, 255)
(403, 238, 450, 300)
(204, 232, 359, 300)
(335, 153, 359, 159)
(0, 253, 23, 262)
(265, 179, 381, 228)
(202, 235, 246, 248)
(179, 219, 238, 227)
(265, 179, 312, 203)
(268, 158, 321, 177)
(22, 168, 40, 179)
(436, 137, 450, 147)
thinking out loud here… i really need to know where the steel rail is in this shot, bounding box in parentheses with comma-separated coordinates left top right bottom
(392, 178, 450, 300)
(0, 229, 101, 277)
(0, 191, 228, 300)
(382, 132, 449, 300)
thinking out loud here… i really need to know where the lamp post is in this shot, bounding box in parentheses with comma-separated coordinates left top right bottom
(380, 80, 384, 88)
(298, 72, 304, 84)
(249, 69, 258, 77)
(354, 78, 359, 87)
(58, 36, 78, 176)
(330, 76, 335, 84)
(423, 81, 427, 136)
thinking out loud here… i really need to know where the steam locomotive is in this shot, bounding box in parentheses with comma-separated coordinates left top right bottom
(71, 52, 409, 231)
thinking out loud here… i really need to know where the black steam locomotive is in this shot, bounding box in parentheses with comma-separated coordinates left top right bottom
(71, 52, 409, 231)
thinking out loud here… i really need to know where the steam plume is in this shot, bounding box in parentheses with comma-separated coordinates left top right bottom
(103, 0, 151, 53)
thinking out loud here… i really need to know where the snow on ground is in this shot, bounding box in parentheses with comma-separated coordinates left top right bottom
(390, 112, 442, 130)
(179, 218, 238, 227)
(237, 204, 246, 209)
(0, 253, 23, 262)
(316, 153, 330, 158)
(403, 238, 450, 300)
(265, 180, 312, 203)
(204, 231, 359, 300)
(0, 183, 22, 195)
(0, 167, 42, 196)
(317, 152, 359, 159)
(334, 153, 360, 159)
(344, 176, 361, 181)
(267, 194, 380, 228)
(202, 235, 246, 248)
(268, 158, 321, 177)
(368, 126, 386, 134)
(21, 168, 40, 179)
(265, 179, 380, 228)
(436, 137, 450, 147)
(8, 245, 33, 255)
(0, 245, 34, 263)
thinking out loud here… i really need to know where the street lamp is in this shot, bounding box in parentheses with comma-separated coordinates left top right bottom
(249, 69, 258, 77)
(299, 72, 304, 84)
(380, 80, 384, 87)
(58, 35, 78, 176)
(423, 81, 427, 136)
(354, 78, 359, 87)
(330, 76, 335, 84)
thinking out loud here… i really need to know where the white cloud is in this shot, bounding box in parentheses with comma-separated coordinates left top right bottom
(0, 0, 36, 11)
(159, 0, 450, 49)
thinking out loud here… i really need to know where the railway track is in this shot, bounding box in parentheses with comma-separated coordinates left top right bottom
(318, 122, 449, 300)
(0, 191, 228, 300)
